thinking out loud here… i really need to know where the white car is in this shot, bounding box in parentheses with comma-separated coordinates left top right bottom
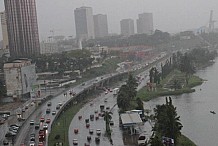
(29, 142, 35, 146)
(96, 129, 101, 136)
(137, 134, 147, 146)
(73, 139, 78, 145)
(30, 120, 34, 125)
(43, 124, 48, 130)
(58, 102, 62, 106)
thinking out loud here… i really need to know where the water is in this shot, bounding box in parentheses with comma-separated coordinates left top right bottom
(144, 58, 218, 146)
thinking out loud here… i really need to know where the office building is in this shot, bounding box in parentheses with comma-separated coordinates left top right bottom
(4, 0, 40, 57)
(74, 6, 95, 40)
(4, 59, 36, 99)
(94, 14, 108, 38)
(0, 11, 9, 50)
(120, 19, 134, 36)
(137, 13, 153, 35)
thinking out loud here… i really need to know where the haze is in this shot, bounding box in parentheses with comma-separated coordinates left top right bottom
(0, 0, 218, 40)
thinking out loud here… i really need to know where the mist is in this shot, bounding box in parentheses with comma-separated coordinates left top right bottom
(0, 0, 218, 40)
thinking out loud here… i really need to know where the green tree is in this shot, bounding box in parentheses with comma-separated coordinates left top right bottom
(153, 97, 183, 145)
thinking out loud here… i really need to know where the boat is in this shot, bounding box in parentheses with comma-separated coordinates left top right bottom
(210, 111, 216, 114)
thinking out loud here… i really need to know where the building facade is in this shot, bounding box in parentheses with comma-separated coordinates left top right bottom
(4, 0, 40, 58)
(137, 13, 153, 35)
(120, 19, 134, 36)
(93, 14, 108, 38)
(74, 6, 95, 40)
(0, 11, 9, 50)
(4, 59, 36, 99)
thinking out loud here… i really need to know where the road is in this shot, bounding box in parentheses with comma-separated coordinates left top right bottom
(68, 69, 154, 146)
(13, 73, 119, 146)
(6, 52, 167, 146)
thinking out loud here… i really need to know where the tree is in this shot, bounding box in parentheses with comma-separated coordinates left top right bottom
(152, 97, 183, 145)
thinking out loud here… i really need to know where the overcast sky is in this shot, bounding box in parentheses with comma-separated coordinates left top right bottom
(0, 0, 218, 41)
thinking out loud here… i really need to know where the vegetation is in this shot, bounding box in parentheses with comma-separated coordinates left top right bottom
(117, 74, 138, 112)
(150, 97, 183, 145)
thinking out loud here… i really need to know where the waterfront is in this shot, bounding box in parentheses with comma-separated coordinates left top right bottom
(145, 58, 218, 146)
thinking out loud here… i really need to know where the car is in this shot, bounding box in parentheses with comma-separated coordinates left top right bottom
(46, 118, 51, 124)
(81, 83, 85, 86)
(43, 124, 48, 130)
(2, 114, 9, 119)
(96, 129, 101, 136)
(38, 142, 43, 146)
(90, 114, 94, 121)
(109, 121, 114, 126)
(105, 91, 108, 95)
(30, 120, 34, 125)
(86, 123, 90, 128)
(58, 102, 62, 106)
(46, 108, 51, 114)
(25, 105, 28, 109)
(30, 133, 35, 137)
(35, 123, 40, 130)
(52, 111, 56, 115)
(29, 142, 35, 146)
(73, 139, 78, 145)
(47, 101, 52, 106)
(137, 134, 147, 146)
(30, 136, 35, 142)
(56, 105, 60, 110)
(74, 129, 79, 134)
(3, 139, 9, 145)
(89, 129, 94, 134)
(40, 117, 45, 122)
(95, 137, 100, 143)
(22, 109, 25, 112)
(30, 102, 35, 106)
(5, 132, 12, 138)
(87, 136, 91, 141)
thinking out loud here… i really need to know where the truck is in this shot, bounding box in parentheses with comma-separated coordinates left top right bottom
(39, 129, 46, 142)
(113, 88, 119, 95)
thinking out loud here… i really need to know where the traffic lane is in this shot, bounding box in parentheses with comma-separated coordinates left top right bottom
(69, 91, 124, 146)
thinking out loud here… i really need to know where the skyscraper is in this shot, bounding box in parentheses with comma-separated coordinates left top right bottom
(74, 7, 95, 40)
(93, 14, 108, 38)
(137, 13, 153, 35)
(120, 19, 134, 36)
(4, 0, 40, 57)
(0, 11, 9, 50)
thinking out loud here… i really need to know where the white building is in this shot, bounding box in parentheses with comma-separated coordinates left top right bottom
(137, 13, 153, 35)
(74, 6, 95, 40)
(120, 19, 135, 36)
(0, 11, 9, 50)
(94, 14, 108, 38)
(4, 59, 36, 99)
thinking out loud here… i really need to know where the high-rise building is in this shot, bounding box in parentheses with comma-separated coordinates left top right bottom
(0, 11, 9, 50)
(93, 14, 108, 38)
(74, 7, 95, 40)
(4, 0, 40, 58)
(137, 13, 153, 35)
(120, 19, 134, 36)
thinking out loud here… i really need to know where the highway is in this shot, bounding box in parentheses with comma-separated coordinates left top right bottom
(13, 73, 120, 146)
(68, 67, 153, 146)
(8, 52, 168, 146)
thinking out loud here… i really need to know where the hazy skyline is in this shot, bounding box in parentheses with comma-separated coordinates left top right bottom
(0, 0, 218, 41)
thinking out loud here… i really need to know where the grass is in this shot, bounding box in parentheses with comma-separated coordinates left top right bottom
(177, 134, 196, 146)
(136, 70, 203, 101)
(48, 101, 85, 146)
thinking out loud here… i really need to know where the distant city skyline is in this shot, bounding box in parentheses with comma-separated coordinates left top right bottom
(0, 0, 218, 41)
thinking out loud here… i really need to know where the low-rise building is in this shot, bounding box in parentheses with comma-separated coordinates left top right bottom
(4, 59, 36, 99)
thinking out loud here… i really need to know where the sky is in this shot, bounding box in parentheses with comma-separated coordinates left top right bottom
(0, 0, 218, 41)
